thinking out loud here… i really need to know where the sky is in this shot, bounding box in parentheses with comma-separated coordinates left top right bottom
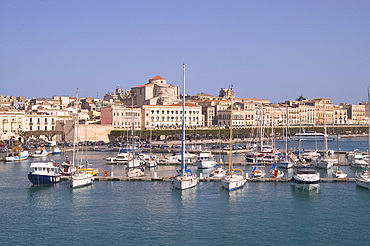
(1, 0, 369, 104)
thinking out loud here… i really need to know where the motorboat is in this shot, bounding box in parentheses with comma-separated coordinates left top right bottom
(355, 169, 370, 189)
(332, 170, 348, 179)
(347, 151, 368, 168)
(277, 158, 294, 169)
(209, 165, 226, 178)
(4, 146, 28, 162)
(127, 167, 145, 177)
(196, 151, 217, 169)
(106, 152, 133, 164)
(315, 156, 334, 169)
(292, 165, 320, 190)
(32, 148, 49, 157)
(28, 162, 61, 185)
(59, 159, 76, 178)
(290, 129, 336, 141)
(145, 155, 158, 168)
(52, 147, 62, 155)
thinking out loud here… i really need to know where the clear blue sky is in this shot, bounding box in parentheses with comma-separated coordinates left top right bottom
(1, 0, 369, 104)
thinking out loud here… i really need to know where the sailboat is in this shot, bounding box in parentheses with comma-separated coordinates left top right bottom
(277, 102, 294, 169)
(220, 92, 245, 190)
(145, 127, 158, 168)
(209, 126, 226, 178)
(70, 89, 94, 188)
(315, 100, 334, 169)
(171, 64, 198, 190)
(355, 86, 370, 189)
(268, 162, 284, 178)
(127, 93, 145, 177)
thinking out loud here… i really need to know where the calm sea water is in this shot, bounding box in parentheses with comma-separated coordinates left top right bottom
(1, 138, 369, 245)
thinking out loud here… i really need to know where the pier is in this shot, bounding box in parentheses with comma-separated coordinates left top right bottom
(93, 176, 356, 183)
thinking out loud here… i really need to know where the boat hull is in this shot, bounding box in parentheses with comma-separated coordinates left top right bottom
(355, 179, 370, 189)
(221, 176, 245, 191)
(277, 161, 294, 169)
(28, 173, 61, 185)
(70, 173, 94, 188)
(196, 160, 217, 169)
(172, 175, 198, 190)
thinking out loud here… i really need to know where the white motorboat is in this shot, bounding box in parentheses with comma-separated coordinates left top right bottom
(32, 148, 49, 157)
(290, 129, 337, 141)
(171, 64, 198, 190)
(52, 147, 62, 155)
(347, 151, 368, 168)
(28, 162, 61, 185)
(292, 165, 320, 190)
(332, 170, 348, 179)
(209, 165, 226, 178)
(355, 170, 370, 189)
(127, 167, 145, 177)
(145, 156, 158, 168)
(196, 151, 217, 169)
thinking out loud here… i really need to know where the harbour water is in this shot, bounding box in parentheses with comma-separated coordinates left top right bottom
(1, 137, 369, 245)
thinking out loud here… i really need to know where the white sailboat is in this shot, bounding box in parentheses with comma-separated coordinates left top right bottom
(172, 64, 198, 190)
(220, 92, 245, 190)
(355, 86, 370, 189)
(70, 89, 94, 188)
(145, 127, 158, 168)
(315, 100, 333, 169)
(127, 91, 145, 177)
(277, 102, 294, 169)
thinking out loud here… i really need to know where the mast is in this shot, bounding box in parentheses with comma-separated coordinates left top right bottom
(229, 95, 233, 175)
(285, 102, 288, 159)
(181, 63, 186, 175)
(72, 88, 79, 168)
(368, 86, 370, 157)
(324, 100, 328, 153)
(131, 94, 134, 167)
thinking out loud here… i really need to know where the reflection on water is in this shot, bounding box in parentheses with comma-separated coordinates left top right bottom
(291, 184, 319, 198)
(172, 186, 197, 202)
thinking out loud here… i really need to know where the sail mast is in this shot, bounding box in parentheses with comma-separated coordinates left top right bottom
(181, 63, 186, 175)
(285, 101, 288, 159)
(72, 88, 79, 167)
(229, 95, 233, 175)
(324, 100, 328, 153)
(368, 86, 370, 157)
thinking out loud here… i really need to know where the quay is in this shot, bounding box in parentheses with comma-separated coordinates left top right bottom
(93, 176, 356, 183)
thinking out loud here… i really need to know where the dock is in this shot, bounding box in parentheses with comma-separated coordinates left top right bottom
(93, 176, 356, 183)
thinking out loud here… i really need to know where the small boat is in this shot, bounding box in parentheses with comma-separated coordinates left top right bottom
(52, 147, 62, 155)
(250, 164, 266, 178)
(332, 170, 348, 179)
(145, 155, 158, 168)
(27, 162, 61, 185)
(209, 165, 226, 178)
(315, 156, 334, 169)
(277, 158, 294, 169)
(268, 163, 284, 178)
(59, 159, 76, 178)
(32, 148, 49, 157)
(355, 169, 370, 189)
(127, 167, 145, 177)
(292, 165, 320, 191)
(4, 146, 28, 162)
(196, 151, 217, 169)
(78, 164, 99, 176)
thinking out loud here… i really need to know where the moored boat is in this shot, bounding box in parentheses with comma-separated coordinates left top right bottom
(292, 165, 320, 190)
(355, 169, 370, 189)
(196, 151, 217, 169)
(4, 146, 28, 162)
(28, 162, 61, 185)
(32, 148, 49, 157)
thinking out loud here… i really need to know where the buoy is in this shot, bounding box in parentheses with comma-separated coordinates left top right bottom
(104, 171, 108, 177)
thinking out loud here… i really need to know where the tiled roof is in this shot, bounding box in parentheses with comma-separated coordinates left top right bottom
(150, 75, 165, 80)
